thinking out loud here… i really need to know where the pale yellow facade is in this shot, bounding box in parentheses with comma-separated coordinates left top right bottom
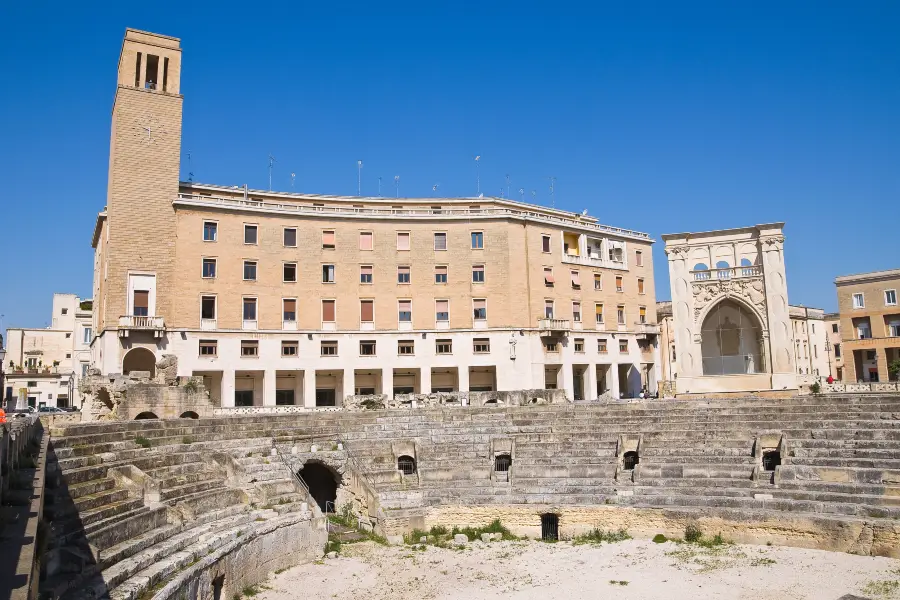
(90, 29, 661, 408)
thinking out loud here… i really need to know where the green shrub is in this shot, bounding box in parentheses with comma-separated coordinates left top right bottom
(182, 436, 194, 445)
(810, 381, 821, 395)
(573, 528, 631, 545)
(684, 523, 702, 543)
(652, 534, 668, 543)
(429, 525, 449, 536)
(134, 436, 152, 449)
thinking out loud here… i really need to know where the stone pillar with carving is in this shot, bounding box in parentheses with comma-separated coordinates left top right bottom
(758, 227, 796, 390)
(664, 244, 700, 387)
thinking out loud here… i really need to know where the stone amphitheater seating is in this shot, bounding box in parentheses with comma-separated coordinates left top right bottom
(42, 394, 900, 597)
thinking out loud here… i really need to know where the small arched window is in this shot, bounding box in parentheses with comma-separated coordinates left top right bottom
(740, 258, 752, 267)
(397, 455, 417, 475)
(715, 260, 730, 269)
(494, 454, 512, 472)
(693, 263, 709, 272)
(135, 411, 159, 420)
(623, 451, 639, 471)
(762, 450, 781, 472)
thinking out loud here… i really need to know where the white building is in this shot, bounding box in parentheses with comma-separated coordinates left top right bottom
(3, 294, 93, 409)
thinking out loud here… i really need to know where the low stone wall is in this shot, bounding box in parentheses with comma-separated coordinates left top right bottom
(423, 505, 900, 557)
(151, 513, 327, 600)
(344, 389, 568, 411)
(806, 382, 900, 394)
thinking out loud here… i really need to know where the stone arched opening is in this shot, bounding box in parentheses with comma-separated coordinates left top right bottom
(700, 299, 764, 376)
(135, 411, 159, 420)
(97, 388, 113, 411)
(541, 513, 559, 541)
(123, 347, 156, 378)
(762, 450, 781, 471)
(298, 461, 341, 513)
(180, 411, 199, 419)
(623, 450, 640, 471)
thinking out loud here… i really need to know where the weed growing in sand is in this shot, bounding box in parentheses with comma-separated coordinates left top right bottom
(653, 534, 668, 543)
(684, 523, 702, 543)
(609, 580, 629, 586)
(573, 528, 631, 545)
(863, 578, 900, 599)
(750, 557, 776, 567)
(134, 436, 152, 449)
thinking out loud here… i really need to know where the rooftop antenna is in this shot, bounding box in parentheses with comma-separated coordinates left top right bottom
(474, 155, 481, 196)
(378, 176, 382, 197)
(268, 154, 277, 191)
(357, 160, 363, 196)
(548, 176, 556, 208)
(394, 175, 400, 198)
(186, 151, 194, 183)
(432, 183, 440, 196)
(505, 174, 510, 199)
(519, 188, 525, 202)
(531, 190, 537, 204)
(290, 172, 296, 189)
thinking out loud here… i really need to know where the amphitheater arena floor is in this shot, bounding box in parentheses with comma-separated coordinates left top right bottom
(256, 539, 900, 600)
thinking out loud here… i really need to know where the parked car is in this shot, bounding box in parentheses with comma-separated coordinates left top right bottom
(38, 406, 65, 413)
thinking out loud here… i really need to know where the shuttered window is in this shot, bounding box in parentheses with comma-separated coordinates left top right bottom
(360, 265, 373, 284)
(360, 300, 374, 322)
(322, 230, 335, 249)
(283, 299, 296, 321)
(133, 291, 149, 316)
(595, 303, 603, 323)
(434, 232, 447, 250)
(322, 300, 335, 322)
(571, 270, 581, 288)
(359, 231, 373, 250)
(397, 232, 410, 250)
(436, 300, 449, 322)
(398, 300, 412, 322)
(473, 299, 486, 320)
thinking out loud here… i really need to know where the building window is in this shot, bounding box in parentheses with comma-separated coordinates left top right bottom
(202, 258, 216, 278)
(359, 231, 374, 250)
(27, 381, 36, 388)
(398, 300, 412, 322)
(283, 227, 297, 247)
(472, 264, 485, 283)
(398, 265, 411, 284)
(434, 232, 447, 250)
(436, 339, 452, 354)
(852, 293, 865, 308)
(275, 390, 295, 405)
(244, 224, 258, 245)
(637, 278, 645, 294)
(857, 321, 872, 339)
(243, 261, 257, 281)
(594, 274, 602, 290)
(360, 300, 374, 323)
(574, 338, 584, 353)
(834, 343, 841, 358)
(322, 300, 336, 323)
(886, 290, 898, 306)
(435, 265, 448, 284)
(199, 340, 217, 356)
(360, 265, 373, 284)
(832, 323, 839, 333)
(889, 320, 900, 337)
(635, 250, 643, 267)
(203, 221, 217, 242)
(322, 230, 336, 249)
(201, 296, 216, 320)
(615, 276, 624, 293)
(360, 340, 376, 356)
(617, 305, 625, 325)
(639, 306, 647, 324)
(595, 303, 603, 324)
(321, 341, 338, 356)
(398, 340, 414, 355)
(398, 456, 417, 475)
(397, 232, 410, 250)
(283, 298, 297, 322)
(436, 300, 449, 322)
(471, 231, 484, 249)
(283, 263, 297, 282)
(242, 297, 257, 321)
(473, 338, 490, 353)
(83, 327, 92, 344)
(322, 264, 335, 283)
(133, 290, 149, 317)
(544, 340, 559, 353)
(282, 341, 298, 357)
(473, 299, 487, 321)
(619, 339, 628, 353)
(544, 300, 554, 319)
(241, 340, 259, 357)
(235, 390, 253, 406)
(570, 270, 581, 289)
(544, 268, 554, 287)
(572, 301, 581, 322)
(541, 235, 551, 253)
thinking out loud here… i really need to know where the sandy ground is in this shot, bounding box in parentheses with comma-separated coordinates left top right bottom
(255, 539, 900, 600)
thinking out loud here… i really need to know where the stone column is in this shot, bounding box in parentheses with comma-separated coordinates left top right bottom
(341, 369, 355, 407)
(221, 369, 235, 407)
(304, 369, 317, 407)
(420, 367, 431, 394)
(609, 363, 620, 399)
(382, 367, 393, 399)
(561, 364, 574, 402)
(584, 364, 597, 401)
(457, 367, 470, 393)
(294, 370, 303, 406)
(263, 368, 277, 406)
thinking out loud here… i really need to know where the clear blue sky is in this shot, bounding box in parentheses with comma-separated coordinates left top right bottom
(1, 1, 898, 330)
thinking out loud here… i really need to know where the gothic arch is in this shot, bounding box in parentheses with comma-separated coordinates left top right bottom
(700, 298, 766, 376)
(695, 293, 768, 333)
(123, 347, 156, 378)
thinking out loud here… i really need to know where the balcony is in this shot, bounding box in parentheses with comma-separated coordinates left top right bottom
(117, 315, 165, 338)
(633, 322, 660, 338)
(537, 318, 570, 334)
(692, 266, 762, 281)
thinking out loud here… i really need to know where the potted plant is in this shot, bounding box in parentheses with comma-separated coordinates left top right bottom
(52, 360, 60, 374)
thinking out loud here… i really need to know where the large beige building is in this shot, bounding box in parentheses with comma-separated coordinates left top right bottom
(825, 312, 844, 380)
(2, 294, 93, 409)
(89, 29, 660, 407)
(834, 269, 900, 383)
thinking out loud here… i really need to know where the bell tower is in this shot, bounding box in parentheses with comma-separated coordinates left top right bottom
(101, 29, 182, 343)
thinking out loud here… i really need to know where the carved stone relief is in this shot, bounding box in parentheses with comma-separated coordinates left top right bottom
(691, 277, 767, 327)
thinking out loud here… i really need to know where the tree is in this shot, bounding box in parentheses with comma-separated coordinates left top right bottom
(889, 358, 900, 382)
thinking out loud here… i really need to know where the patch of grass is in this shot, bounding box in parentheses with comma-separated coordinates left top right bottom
(182, 436, 194, 445)
(573, 528, 631, 545)
(653, 534, 668, 543)
(684, 523, 702, 543)
(134, 436, 152, 449)
(274, 567, 288, 574)
(697, 533, 730, 548)
(240, 584, 264, 597)
(450, 519, 518, 542)
(750, 557, 777, 566)
(325, 538, 342, 554)
(609, 580, 629, 586)
(863, 579, 900, 599)
(429, 525, 448, 536)
(255, 517, 266, 522)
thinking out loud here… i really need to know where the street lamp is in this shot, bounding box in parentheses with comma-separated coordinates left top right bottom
(0, 345, 6, 410)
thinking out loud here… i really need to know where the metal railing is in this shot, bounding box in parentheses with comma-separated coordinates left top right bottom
(692, 266, 762, 281)
(175, 193, 652, 240)
(270, 438, 312, 501)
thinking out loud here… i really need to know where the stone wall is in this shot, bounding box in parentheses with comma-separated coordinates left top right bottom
(343, 389, 568, 411)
